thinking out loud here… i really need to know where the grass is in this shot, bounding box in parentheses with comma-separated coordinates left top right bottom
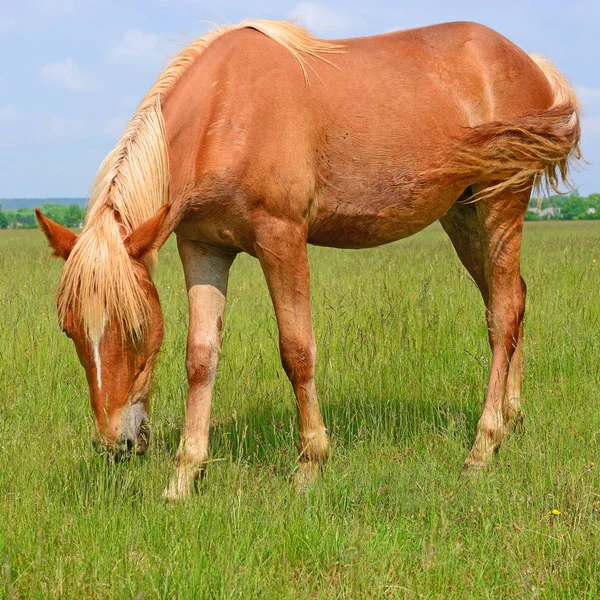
(0, 220, 599, 599)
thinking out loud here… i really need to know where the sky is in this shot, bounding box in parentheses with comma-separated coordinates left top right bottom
(1, 0, 599, 198)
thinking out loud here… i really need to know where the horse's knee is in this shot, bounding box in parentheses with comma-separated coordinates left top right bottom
(280, 335, 316, 386)
(186, 335, 219, 387)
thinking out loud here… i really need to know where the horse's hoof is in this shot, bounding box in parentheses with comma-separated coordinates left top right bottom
(463, 460, 485, 476)
(163, 469, 197, 501)
(513, 413, 525, 434)
(294, 461, 320, 491)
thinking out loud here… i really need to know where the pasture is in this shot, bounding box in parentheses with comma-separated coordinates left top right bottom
(1, 220, 599, 598)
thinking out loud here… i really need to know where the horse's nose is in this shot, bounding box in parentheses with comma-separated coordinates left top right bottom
(92, 436, 134, 461)
(123, 438, 134, 458)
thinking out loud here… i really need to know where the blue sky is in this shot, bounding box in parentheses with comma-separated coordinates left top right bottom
(1, 0, 599, 197)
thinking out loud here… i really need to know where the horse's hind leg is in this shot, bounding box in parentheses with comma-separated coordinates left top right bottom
(440, 193, 527, 469)
(164, 239, 235, 500)
(505, 320, 524, 428)
(469, 192, 528, 468)
(440, 198, 490, 306)
(254, 219, 329, 486)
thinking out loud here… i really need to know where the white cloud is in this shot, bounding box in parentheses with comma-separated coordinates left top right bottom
(49, 116, 88, 139)
(40, 58, 97, 92)
(288, 2, 351, 37)
(0, 106, 18, 120)
(106, 29, 169, 67)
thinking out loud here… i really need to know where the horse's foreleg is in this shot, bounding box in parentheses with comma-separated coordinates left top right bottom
(254, 219, 329, 486)
(164, 240, 235, 500)
(464, 194, 528, 470)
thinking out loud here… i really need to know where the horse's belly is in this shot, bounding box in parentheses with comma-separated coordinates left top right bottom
(308, 208, 418, 248)
(308, 187, 459, 249)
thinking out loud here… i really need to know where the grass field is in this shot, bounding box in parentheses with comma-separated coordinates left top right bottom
(1, 221, 599, 599)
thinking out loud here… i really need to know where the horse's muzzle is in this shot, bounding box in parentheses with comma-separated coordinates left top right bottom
(92, 403, 151, 460)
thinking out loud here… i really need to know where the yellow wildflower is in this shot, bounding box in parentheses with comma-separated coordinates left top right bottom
(552, 509, 561, 516)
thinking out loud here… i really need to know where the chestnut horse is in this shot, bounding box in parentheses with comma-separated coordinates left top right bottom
(36, 20, 581, 499)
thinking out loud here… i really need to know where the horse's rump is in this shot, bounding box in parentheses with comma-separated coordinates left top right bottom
(424, 54, 581, 201)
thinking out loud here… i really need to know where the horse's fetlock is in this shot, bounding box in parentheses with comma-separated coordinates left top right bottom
(298, 428, 330, 463)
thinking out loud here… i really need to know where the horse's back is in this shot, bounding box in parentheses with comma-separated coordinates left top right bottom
(166, 22, 554, 250)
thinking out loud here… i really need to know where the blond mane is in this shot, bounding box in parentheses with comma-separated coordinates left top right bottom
(57, 21, 343, 343)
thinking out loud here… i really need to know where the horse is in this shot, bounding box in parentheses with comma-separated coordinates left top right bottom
(36, 20, 581, 500)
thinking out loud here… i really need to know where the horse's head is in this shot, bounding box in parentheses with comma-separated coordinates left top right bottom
(36, 205, 170, 459)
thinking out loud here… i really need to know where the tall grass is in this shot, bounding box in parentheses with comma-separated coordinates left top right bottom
(0, 221, 599, 598)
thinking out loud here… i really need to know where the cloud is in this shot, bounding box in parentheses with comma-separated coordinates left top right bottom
(49, 116, 88, 139)
(40, 58, 97, 92)
(288, 2, 351, 36)
(0, 106, 18, 120)
(106, 29, 169, 67)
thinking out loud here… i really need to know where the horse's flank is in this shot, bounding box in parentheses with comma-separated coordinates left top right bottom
(56, 21, 343, 343)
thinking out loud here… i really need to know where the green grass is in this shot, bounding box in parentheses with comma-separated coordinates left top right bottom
(1, 221, 599, 599)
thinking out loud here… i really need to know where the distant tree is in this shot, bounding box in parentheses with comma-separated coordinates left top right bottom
(15, 208, 36, 228)
(4, 209, 17, 227)
(524, 211, 541, 221)
(40, 202, 83, 228)
(65, 203, 84, 227)
(0, 205, 7, 229)
(561, 194, 589, 220)
(587, 194, 600, 219)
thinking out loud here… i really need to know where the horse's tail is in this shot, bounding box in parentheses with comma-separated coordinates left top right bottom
(431, 55, 582, 201)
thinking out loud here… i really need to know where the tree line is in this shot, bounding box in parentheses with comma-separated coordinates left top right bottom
(0, 193, 599, 229)
(0, 202, 84, 229)
(525, 192, 600, 221)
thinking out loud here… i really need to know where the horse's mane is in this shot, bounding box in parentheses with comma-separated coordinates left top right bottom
(57, 21, 343, 343)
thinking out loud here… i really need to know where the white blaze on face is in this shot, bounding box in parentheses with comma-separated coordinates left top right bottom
(93, 340, 102, 389)
(91, 314, 106, 390)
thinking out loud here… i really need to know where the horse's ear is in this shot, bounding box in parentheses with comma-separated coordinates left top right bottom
(35, 208, 78, 260)
(124, 203, 171, 261)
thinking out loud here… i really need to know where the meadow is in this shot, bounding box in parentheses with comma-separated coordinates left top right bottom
(0, 220, 599, 599)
